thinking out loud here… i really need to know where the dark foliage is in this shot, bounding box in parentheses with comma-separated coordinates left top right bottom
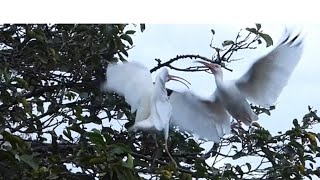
(0, 24, 319, 180)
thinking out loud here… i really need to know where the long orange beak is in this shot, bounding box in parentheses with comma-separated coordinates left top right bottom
(168, 75, 191, 89)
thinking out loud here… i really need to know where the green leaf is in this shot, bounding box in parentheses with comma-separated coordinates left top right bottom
(116, 111, 125, 119)
(289, 141, 304, 150)
(15, 77, 29, 89)
(37, 54, 48, 64)
(114, 167, 124, 179)
(89, 157, 106, 165)
(140, 24, 146, 32)
(118, 52, 126, 61)
(125, 30, 136, 35)
(120, 48, 129, 57)
(48, 48, 56, 57)
(306, 132, 317, 146)
(68, 124, 86, 135)
(133, 159, 149, 168)
(255, 23, 261, 30)
(161, 170, 172, 180)
(211, 29, 215, 35)
(19, 154, 39, 170)
(259, 32, 273, 47)
(225, 163, 232, 170)
(232, 151, 246, 160)
(235, 165, 244, 176)
(28, 29, 47, 41)
(120, 34, 133, 45)
(75, 24, 88, 33)
(0, 150, 16, 161)
(222, 40, 234, 47)
(246, 163, 252, 171)
(109, 143, 131, 155)
(180, 173, 192, 180)
(193, 159, 207, 178)
(63, 129, 73, 141)
(293, 119, 299, 127)
(75, 105, 83, 118)
(20, 97, 31, 114)
(245, 27, 257, 34)
(1, 131, 27, 149)
(35, 30, 47, 41)
(123, 169, 135, 180)
(47, 175, 59, 180)
(36, 101, 44, 114)
(88, 132, 105, 146)
(125, 153, 134, 169)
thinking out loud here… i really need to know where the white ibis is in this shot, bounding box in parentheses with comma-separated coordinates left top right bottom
(102, 61, 190, 165)
(169, 31, 304, 142)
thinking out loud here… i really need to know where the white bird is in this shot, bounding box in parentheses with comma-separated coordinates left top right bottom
(102, 61, 190, 164)
(169, 31, 304, 142)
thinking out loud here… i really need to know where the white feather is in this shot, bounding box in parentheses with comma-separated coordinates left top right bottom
(170, 31, 304, 141)
(102, 63, 178, 164)
(169, 90, 230, 142)
(103, 62, 153, 113)
(102, 62, 172, 133)
(155, 91, 172, 131)
(236, 32, 304, 107)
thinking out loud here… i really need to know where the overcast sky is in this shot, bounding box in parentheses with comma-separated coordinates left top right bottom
(127, 24, 320, 136)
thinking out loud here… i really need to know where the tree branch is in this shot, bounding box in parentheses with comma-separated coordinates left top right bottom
(150, 54, 233, 73)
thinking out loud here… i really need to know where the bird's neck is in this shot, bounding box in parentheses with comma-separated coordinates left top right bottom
(154, 78, 167, 96)
(214, 72, 224, 88)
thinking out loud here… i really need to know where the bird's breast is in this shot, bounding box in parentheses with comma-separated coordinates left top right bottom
(216, 85, 248, 112)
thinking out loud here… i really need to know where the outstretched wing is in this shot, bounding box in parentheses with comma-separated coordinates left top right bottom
(235, 31, 304, 107)
(169, 90, 230, 142)
(102, 61, 154, 112)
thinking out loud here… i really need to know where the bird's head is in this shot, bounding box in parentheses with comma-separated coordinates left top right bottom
(196, 61, 222, 75)
(158, 68, 191, 88)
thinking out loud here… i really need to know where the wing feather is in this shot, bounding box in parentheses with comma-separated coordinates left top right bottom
(235, 32, 304, 107)
(102, 62, 154, 112)
(169, 90, 230, 142)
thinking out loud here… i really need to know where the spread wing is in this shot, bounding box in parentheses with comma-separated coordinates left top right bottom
(235, 31, 304, 107)
(169, 90, 230, 142)
(102, 61, 154, 112)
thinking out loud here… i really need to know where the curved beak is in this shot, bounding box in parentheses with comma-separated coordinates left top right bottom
(195, 60, 213, 68)
(168, 75, 191, 89)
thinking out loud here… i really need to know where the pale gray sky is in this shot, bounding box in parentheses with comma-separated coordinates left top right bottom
(128, 24, 320, 135)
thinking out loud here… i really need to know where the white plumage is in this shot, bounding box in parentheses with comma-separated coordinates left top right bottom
(102, 61, 190, 165)
(170, 31, 304, 142)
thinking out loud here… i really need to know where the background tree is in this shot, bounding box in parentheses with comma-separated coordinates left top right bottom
(0, 24, 319, 179)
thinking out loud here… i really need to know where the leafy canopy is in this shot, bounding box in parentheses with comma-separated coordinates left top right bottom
(0, 24, 319, 180)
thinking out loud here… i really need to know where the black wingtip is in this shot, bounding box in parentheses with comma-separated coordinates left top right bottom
(281, 28, 304, 47)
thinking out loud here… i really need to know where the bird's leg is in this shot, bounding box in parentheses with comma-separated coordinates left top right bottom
(163, 124, 177, 168)
(152, 134, 159, 148)
(164, 139, 177, 168)
(151, 134, 161, 165)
